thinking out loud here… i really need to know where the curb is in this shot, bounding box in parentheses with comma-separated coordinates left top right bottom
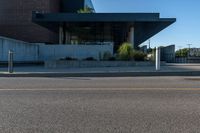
(0, 71, 200, 77)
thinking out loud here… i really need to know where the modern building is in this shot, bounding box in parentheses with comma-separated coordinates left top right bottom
(0, 0, 176, 51)
(0, 0, 60, 43)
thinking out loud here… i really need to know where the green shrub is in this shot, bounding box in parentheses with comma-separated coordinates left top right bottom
(60, 57, 78, 61)
(146, 48, 156, 61)
(83, 57, 97, 61)
(117, 42, 147, 61)
(108, 57, 116, 61)
(132, 50, 147, 61)
(117, 42, 134, 61)
(103, 51, 112, 61)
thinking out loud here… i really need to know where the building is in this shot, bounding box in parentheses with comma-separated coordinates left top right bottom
(160, 45, 176, 63)
(0, 0, 60, 43)
(0, 0, 176, 51)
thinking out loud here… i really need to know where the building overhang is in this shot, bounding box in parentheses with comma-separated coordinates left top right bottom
(32, 12, 176, 47)
(32, 12, 164, 22)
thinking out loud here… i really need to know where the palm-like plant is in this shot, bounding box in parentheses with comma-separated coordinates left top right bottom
(117, 42, 134, 60)
(77, 6, 94, 13)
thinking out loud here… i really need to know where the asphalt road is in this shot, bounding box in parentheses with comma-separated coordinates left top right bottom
(0, 77, 200, 133)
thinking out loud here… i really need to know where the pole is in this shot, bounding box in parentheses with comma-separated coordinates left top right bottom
(156, 47, 160, 71)
(187, 44, 192, 57)
(8, 50, 14, 73)
(148, 39, 151, 49)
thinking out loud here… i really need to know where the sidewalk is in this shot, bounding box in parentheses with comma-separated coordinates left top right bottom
(0, 64, 200, 77)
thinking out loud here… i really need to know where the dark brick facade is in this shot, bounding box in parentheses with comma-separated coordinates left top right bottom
(0, 0, 60, 43)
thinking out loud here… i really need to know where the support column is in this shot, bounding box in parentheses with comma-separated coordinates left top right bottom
(59, 26, 63, 44)
(130, 27, 135, 48)
(65, 31, 70, 44)
(127, 27, 135, 48)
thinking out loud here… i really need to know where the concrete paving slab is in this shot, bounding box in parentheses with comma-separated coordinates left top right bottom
(0, 64, 199, 77)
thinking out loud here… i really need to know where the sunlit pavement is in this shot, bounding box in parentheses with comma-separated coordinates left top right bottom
(0, 77, 200, 133)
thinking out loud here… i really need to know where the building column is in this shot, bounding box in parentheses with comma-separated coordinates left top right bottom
(65, 31, 70, 44)
(129, 27, 135, 48)
(59, 26, 63, 44)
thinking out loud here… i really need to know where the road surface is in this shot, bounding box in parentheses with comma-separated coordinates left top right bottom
(0, 77, 200, 133)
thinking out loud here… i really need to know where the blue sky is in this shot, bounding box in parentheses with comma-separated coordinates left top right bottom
(92, 0, 200, 49)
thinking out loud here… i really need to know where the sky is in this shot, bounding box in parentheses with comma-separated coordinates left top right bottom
(92, 0, 200, 49)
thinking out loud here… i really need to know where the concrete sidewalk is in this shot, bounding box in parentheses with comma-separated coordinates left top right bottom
(0, 64, 200, 77)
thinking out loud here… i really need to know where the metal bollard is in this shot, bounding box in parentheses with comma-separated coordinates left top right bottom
(156, 47, 160, 71)
(8, 50, 14, 73)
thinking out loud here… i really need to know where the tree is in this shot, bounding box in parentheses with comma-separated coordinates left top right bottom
(175, 48, 189, 57)
(77, 6, 94, 13)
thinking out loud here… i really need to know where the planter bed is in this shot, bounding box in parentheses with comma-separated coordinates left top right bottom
(45, 60, 165, 68)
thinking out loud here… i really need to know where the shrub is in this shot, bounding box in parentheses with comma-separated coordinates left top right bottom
(117, 42, 134, 61)
(108, 57, 116, 61)
(60, 57, 78, 61)
(132, 50, 147, 61)
(83, 57, 97, 61)
(65, 57, 78, 60)
(103, 51, 113, 61)
(150, 48, 156, 61)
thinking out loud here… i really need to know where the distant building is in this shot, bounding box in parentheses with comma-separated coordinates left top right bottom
(189, 48, 200, 57)
(160, 45, 175, 63)
(0, 0, 176, 51)
(188, 48, 200, 63)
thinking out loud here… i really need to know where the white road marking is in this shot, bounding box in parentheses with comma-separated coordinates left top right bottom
(0, 88, 200, 91)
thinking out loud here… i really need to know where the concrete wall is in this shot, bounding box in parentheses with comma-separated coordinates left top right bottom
(175, 57, 188, 63)
(0, 36, 39, 62)
(0, 36, 113, 62)
(175, 57, 200, 63)
(39, 44, 113, 61)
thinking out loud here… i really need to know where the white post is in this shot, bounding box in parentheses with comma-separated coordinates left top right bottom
(156, 47, 161, 71)
(8, 50, 14, 73)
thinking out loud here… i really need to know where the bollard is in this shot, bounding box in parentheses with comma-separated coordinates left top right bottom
(156, 47, 160, 71)
(8, 50, 14, 73)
